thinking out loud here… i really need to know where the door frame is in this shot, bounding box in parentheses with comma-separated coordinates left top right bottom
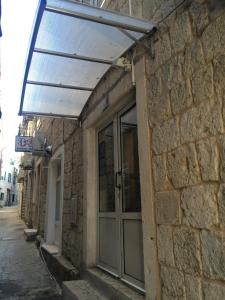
(45, 145, 64, 254)
(83, 59, 160, 299)
(117, 103, 144, 289)
(96, 101, 144, 290)
(96, 116, 121, 277)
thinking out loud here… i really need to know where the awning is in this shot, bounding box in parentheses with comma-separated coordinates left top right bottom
(19, 0, 156, 119)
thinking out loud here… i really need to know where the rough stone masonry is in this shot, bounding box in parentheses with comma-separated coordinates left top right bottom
(147, 0, 225, 299)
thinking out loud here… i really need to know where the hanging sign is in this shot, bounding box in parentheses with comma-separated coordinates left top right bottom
(15, 136, 33, 152)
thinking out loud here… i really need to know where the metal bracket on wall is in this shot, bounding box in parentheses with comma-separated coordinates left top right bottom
(114, 57, 132, 71)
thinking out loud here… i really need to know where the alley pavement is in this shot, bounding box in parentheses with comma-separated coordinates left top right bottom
(0, 207, 62, 300)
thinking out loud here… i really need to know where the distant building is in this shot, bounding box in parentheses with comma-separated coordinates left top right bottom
(0, 158, 18, 207)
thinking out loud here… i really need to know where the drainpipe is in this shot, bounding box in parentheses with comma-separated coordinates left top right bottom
(128, 0, 136, 86)
(128, 0, 132, 16)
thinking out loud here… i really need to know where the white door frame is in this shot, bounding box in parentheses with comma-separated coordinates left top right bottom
(45, 145, 64, 254)
(83, 58, 160, 299)
(96, 103, 144, 290)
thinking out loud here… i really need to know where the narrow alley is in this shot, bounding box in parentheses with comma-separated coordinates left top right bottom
(0, 207, 62, 300)
(1, 0, 225, 299)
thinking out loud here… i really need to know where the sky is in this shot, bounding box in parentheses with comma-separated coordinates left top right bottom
(1, 0, 39, 161)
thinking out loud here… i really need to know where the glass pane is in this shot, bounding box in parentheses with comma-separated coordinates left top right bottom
(98, 123, 115, 212)
(120, 106, 141, 212)
(55, 180, 61, 221)
(29, 53, 109, 89)
(23, 84, 91, 116)
(123, 219, 144, 282)
(36, 11, 136, 61)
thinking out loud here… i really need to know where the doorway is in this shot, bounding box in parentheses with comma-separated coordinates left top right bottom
(97, 104, 144, 289)
(46, 146, 64, 252)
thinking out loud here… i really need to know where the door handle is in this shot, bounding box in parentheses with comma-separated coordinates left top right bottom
(115, 171, 122, 189)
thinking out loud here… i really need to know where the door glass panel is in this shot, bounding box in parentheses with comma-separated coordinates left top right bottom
(120, 106, 141, 212)
(99, 217, 118, 269)
(98, 123, 115, 212)
(123, 219, 144, 282)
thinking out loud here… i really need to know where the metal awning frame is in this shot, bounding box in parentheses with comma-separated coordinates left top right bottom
(22, 110, 79, 119)
(19, 0, 156, 119)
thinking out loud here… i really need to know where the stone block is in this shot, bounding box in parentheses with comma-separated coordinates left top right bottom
(157, 225, 174, 266)
(147, 71, 162, 99)
(185, 275, 202, 300)
(156, 191, 180, 225)
(181, 184, 218, 229)
(217, 184, 225, 228)
(189, 1, 209, 36)
(183, 39, 205, 77)
(219, 135, 225, 181)
(214, 54, 225, 100)
(142, 0, 158, 20)
(201, 230, 225, 280)
(152, 117, 180, 154)
(152, 155, 172, 191)
(196, 137, 219, 181)
(191, 64, 213, 104)
(170, 11, 192, 53)
(173, 227, 201, 276)
(24, 229, 38, 242)
(201, 14, 225, 61)
(161, 54, 184, 90)
(170, 80, 193, 115)
(148, 93, 171, 126)
(203, 281, 225, 300)
(155, 33, 172, 66)
(167, 144, 201, 188)
(130, 0, 143, 18)
(147, 72, 172, 126)
(151, 0, 175, 24)
(161, 266, 185, 299)
(180, 102, 224, 143)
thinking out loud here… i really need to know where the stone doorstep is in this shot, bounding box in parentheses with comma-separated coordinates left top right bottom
(40, 244, 79, 285)
(24, 228, 38, 241)
(62, 268, 145, 300)
(62, 280, 108, 300)
(41, 243, 59, 255)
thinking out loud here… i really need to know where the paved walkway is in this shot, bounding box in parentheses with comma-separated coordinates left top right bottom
(0, 207, 62, 300)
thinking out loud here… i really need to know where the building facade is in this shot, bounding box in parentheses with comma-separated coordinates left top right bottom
(18, 0, 225, 299)
(0, 157, 18, 207)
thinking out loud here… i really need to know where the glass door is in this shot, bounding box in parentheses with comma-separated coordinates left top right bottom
(119, 105, 144, 288)
(98, 121, 121, 275)
(97, 104, 144, 289)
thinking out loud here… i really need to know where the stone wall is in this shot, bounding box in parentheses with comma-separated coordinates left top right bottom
(62, 127, 83, 268)
(99, 0, 225, 298)
(23, 171, 33, 226)
(38, 158, 48, 236)
(146, 1, 225, 299)
(32, 117, 83, 267)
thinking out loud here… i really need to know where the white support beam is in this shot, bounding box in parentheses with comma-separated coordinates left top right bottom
(27, 80, 94, 91)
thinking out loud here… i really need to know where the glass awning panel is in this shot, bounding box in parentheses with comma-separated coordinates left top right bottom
(20, 0, 156, 118)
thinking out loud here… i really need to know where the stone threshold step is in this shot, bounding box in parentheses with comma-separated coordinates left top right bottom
(63, 280, 108, 300)
(39, 244, 79, 284)
(24, 228, 38, 241)
(62, 268, 144, 300)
